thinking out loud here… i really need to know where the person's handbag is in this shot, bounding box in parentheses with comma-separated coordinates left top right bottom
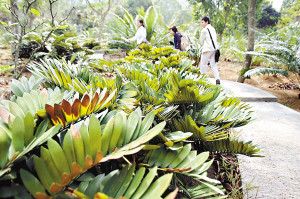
(207, 28, 220, 62)
(180, 35, 190, 51)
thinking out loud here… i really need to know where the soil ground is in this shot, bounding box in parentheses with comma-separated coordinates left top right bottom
(207, 60, 300, 112)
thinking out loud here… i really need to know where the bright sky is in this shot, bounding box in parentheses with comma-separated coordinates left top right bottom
(268, 0, 284, 11)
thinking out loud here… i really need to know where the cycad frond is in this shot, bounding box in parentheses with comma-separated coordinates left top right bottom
(205, 138, 263, 157)
(20, 110, 166, 197)
(143, 146, 226, 198)
(243, 67, 290, 78)
(75, 164, 173, 199)
(9, 76, 44, 97)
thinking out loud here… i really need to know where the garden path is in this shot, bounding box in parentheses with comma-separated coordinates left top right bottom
(218, 79, 300, 198)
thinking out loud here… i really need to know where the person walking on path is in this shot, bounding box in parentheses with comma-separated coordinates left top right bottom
(168, 26, 182, 51)
(124, 20, 147, 47)
(200, 17, 220, 85)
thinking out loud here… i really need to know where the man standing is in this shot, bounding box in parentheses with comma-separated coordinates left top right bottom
(200, 17, 220, 85)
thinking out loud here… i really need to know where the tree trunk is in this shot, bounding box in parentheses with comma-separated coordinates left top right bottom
(10, 0, 19, 34)
(219, 0, 230, 40)
(99, 16, 105, 43)
(237, 0, 256, 83)
(29, 15, 36, 30)
(85, 0, 112, 43)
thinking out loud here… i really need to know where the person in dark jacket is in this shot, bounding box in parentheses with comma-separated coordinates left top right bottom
(168, 26, 182, 50)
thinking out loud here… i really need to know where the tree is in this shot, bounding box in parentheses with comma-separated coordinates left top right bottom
(257, 5, 280, 28)
(1, 0, 74, 79)
(174, 9, 193, 26)
(277, 0, 300, 27)
(153, 0, 182, 25)
(121, 0, 152, 16)
(187, 0, 267, 37)
(10, 0, 19, 34)
(85, 0, 112, 43)
(237, 0, 257, 83)
(187, 0, 250, 38)
(280, 0, 298, 10)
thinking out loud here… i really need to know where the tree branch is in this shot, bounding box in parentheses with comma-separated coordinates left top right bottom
(5, 4, 22, 27)
(85, 0, 102, 15)
(103, 0, 112, 18)
(4, 26, 17, 38)
(26, 20, 45, 34)
(24, 0, 37, 14)
(49, 0, 56, 26)
(59, 6, 75, 25)
(16, 4, 75, 79)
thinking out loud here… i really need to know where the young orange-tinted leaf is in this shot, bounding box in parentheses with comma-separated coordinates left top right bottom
(92, 151, 103, 166)
(71, 162, 83, 179)
(83, 155, 93, 171)
(0, 107, 15, 124)
(41, 88, 48, 98)
(61, 173, 71, 186)
(62, 100, 73, 124)
(36, 193, 51, 199)
(87, 92, 99, 115)
(80, 94, 90, 117)
(70, 125, 81, 139)
(50, 183, 63, 194)
(99, 90, 116, 110)
(72, 99, 81, 121)
(45, 104, 59, 126)
(94, 88, 109, 111)
(54, 104, 66, 127)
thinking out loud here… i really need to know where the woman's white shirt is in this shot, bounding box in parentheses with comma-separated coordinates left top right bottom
(128, 26, 147, 45)
(200, 24, 218, 53)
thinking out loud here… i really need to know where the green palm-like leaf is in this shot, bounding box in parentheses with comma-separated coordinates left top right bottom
(29, 58, 98, 94)
(9, 76, 44, 97)
(186, 182, 227, 199)
(1, 86, 72, 121)
(243, 67, 290, 78)
(0, 117, 61, 173)
(197, 99, 254, 128)
(144, 6, 158, 42)
(170, 116, 227, 141)
(143, 145, 212, 175)
(206, 138, 263, 157)
(75, 164, 173, 199)
(164, 73, 216, 105)
(20, 110, 165, 197)
(142, 145, 225, 198)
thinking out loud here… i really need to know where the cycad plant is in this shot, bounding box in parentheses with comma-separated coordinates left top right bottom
(243, 22, 300, 89)
(185, 28, 203, 66)
(221, 30, 267, 66)
(0, 43, 262, 198)
(105, 6, 170, 50)
(117, 45, 259, 158)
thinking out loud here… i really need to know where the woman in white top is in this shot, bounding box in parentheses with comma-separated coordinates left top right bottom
(125, 20, 147, 46)
(200, 17, 220, 85)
